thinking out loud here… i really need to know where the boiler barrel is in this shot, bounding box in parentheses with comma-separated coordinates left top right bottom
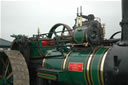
(38, 47, 110, 85)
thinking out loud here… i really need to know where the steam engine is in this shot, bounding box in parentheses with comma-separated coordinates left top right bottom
(0, 0, 128, 85)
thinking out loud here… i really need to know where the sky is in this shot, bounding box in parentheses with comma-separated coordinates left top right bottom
(1, 0, 121, 41)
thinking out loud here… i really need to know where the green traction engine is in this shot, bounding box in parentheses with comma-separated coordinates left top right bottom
(1, 0, 128, 85)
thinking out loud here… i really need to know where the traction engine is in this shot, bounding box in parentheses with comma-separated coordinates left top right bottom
(0, 0, 128, 85)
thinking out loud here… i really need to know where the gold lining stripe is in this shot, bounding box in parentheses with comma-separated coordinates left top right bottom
(86, 48, 100, 85)
(87, 53, 94, 85)
(42, 49, 54, 68)
(86, 49, 97, 85)
(42, 58, 46, 68)
(84, 51, 92, 85)
(90, 48, 100, 85)
(97, 48, 108, 85)
(100, 49, 109, 85)
(62, 51, 72, 70)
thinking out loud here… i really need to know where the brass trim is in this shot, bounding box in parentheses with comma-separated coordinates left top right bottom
(83, 43, 88, 47)
(76, 17, 79, 28)
(80, 16, 83, 27)
(86, 53, 94, 85)
(101, 24, 106, 39)
(42, 58, 46, 68)
(84, 51, 91, 85)
(100, 49, 109, 85)
(62, 51, 72, 70)
(42, 49, 54, 68)
(86, 48, 99, 85)
(97, 48, 108, 85)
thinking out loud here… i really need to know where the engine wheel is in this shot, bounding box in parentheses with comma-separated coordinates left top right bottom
(0, 50, 29, 85)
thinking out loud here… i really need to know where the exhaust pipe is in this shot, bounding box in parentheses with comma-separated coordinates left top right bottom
(120, 0, 128, 41)
(119, 0, 128, 45)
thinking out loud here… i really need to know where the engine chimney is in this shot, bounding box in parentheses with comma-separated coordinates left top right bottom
(120, 0, 128, 42)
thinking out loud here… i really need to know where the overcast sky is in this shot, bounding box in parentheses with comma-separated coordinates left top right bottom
(1, 0, 121, 41)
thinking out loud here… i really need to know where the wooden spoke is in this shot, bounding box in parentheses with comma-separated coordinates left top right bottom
(6, 72, 13, 80)
(4, 61, 9, 76)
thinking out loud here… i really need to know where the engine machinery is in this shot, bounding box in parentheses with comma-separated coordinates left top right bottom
(0, 0, 128, 85)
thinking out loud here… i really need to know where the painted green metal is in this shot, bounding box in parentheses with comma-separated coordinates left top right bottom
(37, 68, 71, 84)
(44, 51, 66, 70)
(30, 41, 41, 58)
(38, 47, 109, 85)
(66, 51, 91, 85)
(30, 40, 54, 58)
(74, 28, 85, 43)
(11, 35, 55, 59)
(37, 72, 57, 80)
(10, 33, 110, 85)
(91, 48, 108, 85)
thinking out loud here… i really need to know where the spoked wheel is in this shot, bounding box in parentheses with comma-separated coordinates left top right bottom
(47, 23, 72, 39)
(0, 50, 30, 85)
(0, 52, 13, 85)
